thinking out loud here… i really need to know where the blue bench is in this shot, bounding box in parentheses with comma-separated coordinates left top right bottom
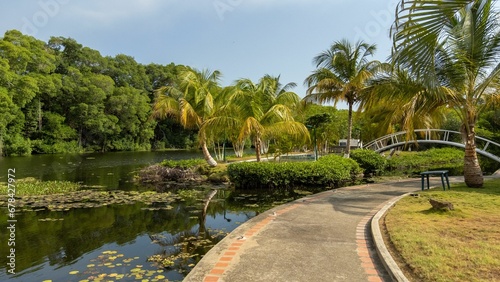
(420, 170, 450, 191)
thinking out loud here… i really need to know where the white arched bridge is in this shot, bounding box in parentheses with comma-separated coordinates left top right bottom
(364, 129, 500, 163)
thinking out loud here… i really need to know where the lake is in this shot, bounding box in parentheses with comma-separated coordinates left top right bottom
(0, 150, 295, 281)
(0, 150, 208, 191)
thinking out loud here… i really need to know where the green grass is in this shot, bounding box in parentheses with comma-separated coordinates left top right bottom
(385, 178, 500, 282)
(0, 177, 80, 196)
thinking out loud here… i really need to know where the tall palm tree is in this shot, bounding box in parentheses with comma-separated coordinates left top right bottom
(203, 75, 309, 162)
(152, 68, 220, 166)
(304, 39, 383, 157)
(391, 0, 500, 187)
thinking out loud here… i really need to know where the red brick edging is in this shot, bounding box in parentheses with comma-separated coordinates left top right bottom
(356, 203, 388, 282)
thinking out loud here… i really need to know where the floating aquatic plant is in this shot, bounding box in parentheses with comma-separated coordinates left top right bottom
(0, 189, 178, 211)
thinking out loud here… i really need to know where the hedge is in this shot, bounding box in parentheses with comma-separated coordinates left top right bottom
(228, 154, 362, 190)
(386, 148, 464, 175)
(350, 149, 387, 175)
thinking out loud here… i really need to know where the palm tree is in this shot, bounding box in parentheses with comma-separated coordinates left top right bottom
(391, 0, 500, 187)
(203, 75, 309, 162)
(304, 39, 383, 157)
(363, 68, 448, 136)
(152, 68, 220, 166)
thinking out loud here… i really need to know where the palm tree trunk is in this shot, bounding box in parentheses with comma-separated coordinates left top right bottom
(255, 136, 261, 162)
(233, 139, 245, 158)
(345, 101, 353, 158)
(201, 138, 218, 167)
(463, 124, 483, 188)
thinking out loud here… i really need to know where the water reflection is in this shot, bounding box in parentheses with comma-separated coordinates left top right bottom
(0, 151, 319, 281)
(0, 151, 206, 190)
(0, 188, 260, 281)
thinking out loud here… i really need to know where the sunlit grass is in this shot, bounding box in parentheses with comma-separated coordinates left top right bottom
(385, 178, 500, 282)
(0, 177, 80, 196)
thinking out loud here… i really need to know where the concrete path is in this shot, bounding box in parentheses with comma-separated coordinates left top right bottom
(185, 177, 464, 282)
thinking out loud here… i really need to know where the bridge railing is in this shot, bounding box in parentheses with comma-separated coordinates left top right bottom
(364, 129, 500, 162)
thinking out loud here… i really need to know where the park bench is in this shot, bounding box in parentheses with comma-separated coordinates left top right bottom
(420, 170, 450, 191)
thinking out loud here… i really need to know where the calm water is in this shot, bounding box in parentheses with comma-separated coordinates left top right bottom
(0, 150, 207, 190)
(0, 150, 278, 281)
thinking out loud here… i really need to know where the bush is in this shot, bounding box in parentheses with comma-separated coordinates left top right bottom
(350, 149, 387, 176)
(317, 154, 363, 181)
(3, 134, 31, 156)
(160, 159, 208, 169)
(228, 155, 362, 190)
(386, 148, 464, 176)
(31, 140, 82, 154)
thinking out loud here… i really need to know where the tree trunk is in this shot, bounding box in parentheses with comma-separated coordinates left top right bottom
(255, 136, 261, 162)
(233, 139, 245, 158)
(345, 101, 353, 158)
(200, 189, 218, 233)
(260, 139, 269, 155)
(463, 124, 483, 188)
(38, 98, 42, 131)
(201, 139, 218, 167)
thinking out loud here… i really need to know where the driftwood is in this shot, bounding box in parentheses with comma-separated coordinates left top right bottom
(429, 198, 454, 211)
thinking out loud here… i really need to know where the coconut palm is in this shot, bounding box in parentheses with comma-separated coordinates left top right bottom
(152, 68, 220, 166)
(363, 68, 448, 136)
(391, 0, 500, 187)
(203, 75, 310, 162)
(304, 39, 383, 157)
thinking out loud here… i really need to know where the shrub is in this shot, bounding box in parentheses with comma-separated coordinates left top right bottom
(160, 159, 206, 170)
(228, 155, 362, 190)
(32, 140, 82, 154)
(350, 149, 387, 176)
(386, 148, 464, 176)
(317, 154, 363, 182)
(3, 134, 31, 156)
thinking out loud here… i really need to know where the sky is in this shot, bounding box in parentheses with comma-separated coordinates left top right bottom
(0, 0, 399, 105)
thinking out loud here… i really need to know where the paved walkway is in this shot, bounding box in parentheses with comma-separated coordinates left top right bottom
(185, 177, 464, 282)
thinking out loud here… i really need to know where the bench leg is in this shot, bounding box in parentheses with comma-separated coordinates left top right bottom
(426, 175, 430, 190)
(445, 173, 450, 190)
(421, 175, 424, 190)
(440, 174, 446, 191)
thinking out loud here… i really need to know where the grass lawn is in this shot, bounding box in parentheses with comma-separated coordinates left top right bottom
(384, 178, 500, 282)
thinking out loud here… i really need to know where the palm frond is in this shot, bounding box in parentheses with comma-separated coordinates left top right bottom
(179, 98, 201, 129)
(151, 94, 179, 120)
(260, 104, 295, 125)
(201, 116, 241, 140)
(238, 117, 264, 141)
(391, 0, 475, 75)
(263, 121, 311, 143)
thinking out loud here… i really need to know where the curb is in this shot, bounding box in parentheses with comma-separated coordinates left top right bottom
(371, 193, 411, 282)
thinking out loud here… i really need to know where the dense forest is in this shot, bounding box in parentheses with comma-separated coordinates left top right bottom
(1, 29, 499, 158)
(0, 30, 199, 156)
